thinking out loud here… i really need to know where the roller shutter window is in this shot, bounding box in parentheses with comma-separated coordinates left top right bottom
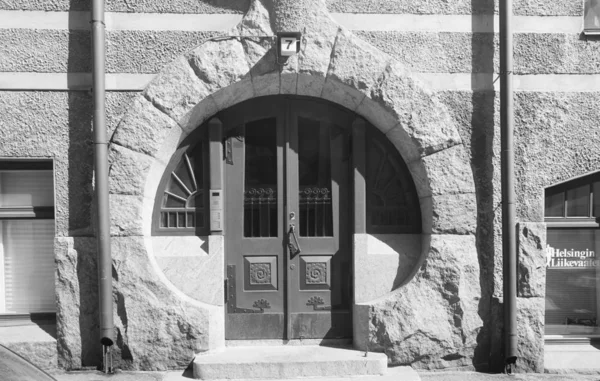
(544, 174, 600, 337)
(0, 165, 55, 314)
(584, 0, 600, 35)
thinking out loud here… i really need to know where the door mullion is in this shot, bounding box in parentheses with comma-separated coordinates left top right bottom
(284, 100, 300, 340)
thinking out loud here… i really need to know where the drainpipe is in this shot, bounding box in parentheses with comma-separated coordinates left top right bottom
(92, 0, 114, 373)
(500, 0, 517, 373)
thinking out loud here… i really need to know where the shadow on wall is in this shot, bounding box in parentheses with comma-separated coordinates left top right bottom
(470, 0, 498, 372)
(66, 4, 101, 368)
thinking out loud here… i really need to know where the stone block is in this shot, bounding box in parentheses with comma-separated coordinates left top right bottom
(516, 297, 545, 373)
(56, 235, 222, 370)
(112, 96, 182, 159)
(107, 92, 138, 139)
(108, 144, 155, 196)
(280, 72, 298, 94)
(354, 233, 422, 303)
(296, 74, 325, 97)
(385, 124, 421, 164)
(406, 159, 433, 201)
(321, 78, 364, 111)
(193, 345, 387, 379)
(143, 56, 212, 125)
(236, 0, 272, 36)
(110, 194, 145, 237)
(353, 303, 371, 352)
(517, 222, 547, 298)
(369, 62, 462, 155)
(325, 28, 390, 100)
(368, 234, 482, 369)
(422, 144, 476, 196)
(211, 77, 255, 111)
(241, 37, 280, 96)
(431, 193, 477, 235)
(356, 97, 398, 135)
(187, 38, 250, 95)
(284, 4, 338, 78)
(178, 96, 220, 134)
(419, 196, 433, 235)
(110, 236, 217, 370)
(55, 236, 101, 369)
(253, 72, 281, 97)
(151, 235, 223, 306)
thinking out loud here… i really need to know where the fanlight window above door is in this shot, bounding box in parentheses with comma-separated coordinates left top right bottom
(153, 139, 208, 235)
(365, 128, 421, 234)
(152, 99, 422, 237)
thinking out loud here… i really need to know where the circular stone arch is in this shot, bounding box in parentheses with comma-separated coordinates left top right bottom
(106, 0, 479, 361)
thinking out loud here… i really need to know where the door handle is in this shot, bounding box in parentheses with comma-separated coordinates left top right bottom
(288, 223, 301, 257)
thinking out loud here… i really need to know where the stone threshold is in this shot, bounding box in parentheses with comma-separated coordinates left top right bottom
(193, 345, 392, 380)
(225, 339, 353, 347)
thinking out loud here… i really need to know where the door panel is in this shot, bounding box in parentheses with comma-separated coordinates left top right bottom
(225, 97, 352, 340)
(225, 109, 285, 339)
(287, 112, 351, 339)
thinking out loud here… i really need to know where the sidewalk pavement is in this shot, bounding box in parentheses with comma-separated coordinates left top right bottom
(47, 369, 600, 381)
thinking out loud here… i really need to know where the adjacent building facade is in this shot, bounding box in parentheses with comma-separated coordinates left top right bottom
(1, 0, 600, 374)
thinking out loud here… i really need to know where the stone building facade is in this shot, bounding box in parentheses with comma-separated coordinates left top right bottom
(0, 0, 599, 374)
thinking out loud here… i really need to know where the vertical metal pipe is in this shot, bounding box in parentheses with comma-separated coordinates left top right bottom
(92, 0, 114, 372)
(499, 0, 517, 372)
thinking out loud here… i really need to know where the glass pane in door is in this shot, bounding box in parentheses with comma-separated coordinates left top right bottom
(244, 119, 278, 237)
(297, 117, 333, 237)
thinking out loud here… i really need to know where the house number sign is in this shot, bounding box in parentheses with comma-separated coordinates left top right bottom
(277, 32, 302, 58)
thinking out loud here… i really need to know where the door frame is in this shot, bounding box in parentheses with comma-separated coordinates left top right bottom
(218, 96, 365, 341)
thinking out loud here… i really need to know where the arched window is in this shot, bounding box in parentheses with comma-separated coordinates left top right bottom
(365, 128, 421, 234)
(152, 132, 208, 236)
(151, 97, 421, 237)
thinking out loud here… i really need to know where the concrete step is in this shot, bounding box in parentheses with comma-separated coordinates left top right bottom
(193, 346, 389, 380)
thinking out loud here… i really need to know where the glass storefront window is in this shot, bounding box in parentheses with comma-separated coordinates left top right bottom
(594, 181, 600, 217)
(566, 185, 590, 217)
(545, 229, 600, 336)
(545, 192, 564, 217)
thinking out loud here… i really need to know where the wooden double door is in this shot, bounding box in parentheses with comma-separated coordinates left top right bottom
(223, 97, 353, 340)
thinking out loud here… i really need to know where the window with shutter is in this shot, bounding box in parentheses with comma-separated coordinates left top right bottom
(584, 0, 600, 35)
(0, 161, 55, 315)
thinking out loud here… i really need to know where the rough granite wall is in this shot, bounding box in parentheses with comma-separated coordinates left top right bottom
(0, 0, 250, 13)
(2, 0, 599, 373)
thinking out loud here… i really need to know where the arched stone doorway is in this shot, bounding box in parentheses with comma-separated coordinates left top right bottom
(102, 0, 480, 369)
(149, 95, 423, 341)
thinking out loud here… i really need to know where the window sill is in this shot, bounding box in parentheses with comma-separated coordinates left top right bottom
(545, 335, 600, 345)
(545, 218, 599, 228)
(0, 313, 56, 327)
